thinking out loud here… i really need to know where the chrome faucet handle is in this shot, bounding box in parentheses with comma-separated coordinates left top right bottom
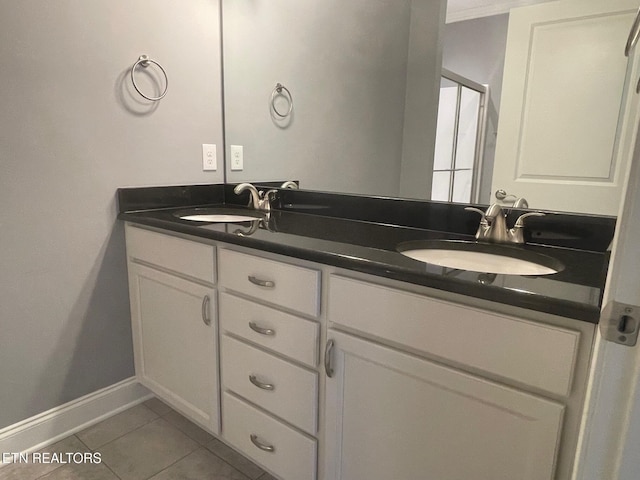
(465, 207, 489, 240)
(257, 189, 278, 212)
(465, 206, 487, 220)
(263, 189, 278, 199)
(513, 211, 545, 227)
(234, 183, 261, 209)
(509, 212, 545, 244)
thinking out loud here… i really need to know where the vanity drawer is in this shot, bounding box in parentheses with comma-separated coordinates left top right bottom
(222, 392, 317, 480)
(219, 292, 319, 367)
(328, 275, 581, 397)
(125, 225, 215, 284)
(218, 249, 320, 317)
(221, 335, 318, 435)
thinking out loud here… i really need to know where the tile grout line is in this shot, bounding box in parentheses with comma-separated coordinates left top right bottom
(24, 434, 87, 480)
(91, 416, 167, 478)
(31, 463, 64, 480)
(204, 442, 265, 480)
(141, 446, 203, 480)
(94, 411, 200, 480)
(155, 408, 264, 479)
(75, 435, 125, 480)
(73, 433, 91, 453)
(88, 400, 262, 480)
(11, 401, 265, 480)
(101, 459, 125, 480)
(87, 410, 160, 452)
(28, 435, 124, 480)
(158, 411, 214, 447)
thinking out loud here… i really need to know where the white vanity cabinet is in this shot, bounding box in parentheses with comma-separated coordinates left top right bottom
(218, 248, 321, 480)
(125, 225, 220, 434)
(323, 274, 591, 480)
(123, 224, 594, 480)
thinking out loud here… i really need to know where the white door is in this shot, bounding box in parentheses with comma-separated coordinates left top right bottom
(574, 29, 640, 476)
(129, 263, 220, 434)
(491, 0, 640, 214)
(322, 330, 565, 480)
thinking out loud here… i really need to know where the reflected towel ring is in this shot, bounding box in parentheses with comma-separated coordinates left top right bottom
(131, 55, 168, 101)
(271, 83, 293, 117)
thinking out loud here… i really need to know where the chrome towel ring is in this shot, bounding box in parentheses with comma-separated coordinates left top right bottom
(271, 83, 293, 117)
(131, 55, 168, 101)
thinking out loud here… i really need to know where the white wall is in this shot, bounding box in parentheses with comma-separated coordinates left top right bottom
(0, 0, 224, 429)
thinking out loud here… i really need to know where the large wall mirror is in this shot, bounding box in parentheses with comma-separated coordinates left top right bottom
(222, 0, 640, 216)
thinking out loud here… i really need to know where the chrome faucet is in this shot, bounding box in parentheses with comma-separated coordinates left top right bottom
(465, 204, 544, 244)
(280, 181, 298, 189)
(234, 183, 277, 212)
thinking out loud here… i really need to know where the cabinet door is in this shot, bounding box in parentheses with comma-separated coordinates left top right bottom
(129, 263, 219, 434)
(491, 0, 640, 215)
(323, 330, 564, 480)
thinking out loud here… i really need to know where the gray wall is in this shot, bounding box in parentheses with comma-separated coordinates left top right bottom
(0, 0, 224, 429)
(442, 13, 509, 204)
(224, 0, 444, 198)
(398, 0, 446, 199)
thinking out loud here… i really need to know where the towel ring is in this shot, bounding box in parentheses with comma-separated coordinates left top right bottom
(271, 83, 293, 118)
(131, 55, 168, 101)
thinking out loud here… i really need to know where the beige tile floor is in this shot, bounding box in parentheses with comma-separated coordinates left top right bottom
(0, 397, 278, 480)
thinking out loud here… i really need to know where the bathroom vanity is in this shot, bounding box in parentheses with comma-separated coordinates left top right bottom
(118, 184, 613, 480)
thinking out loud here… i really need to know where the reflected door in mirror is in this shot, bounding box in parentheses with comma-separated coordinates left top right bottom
(492, 0, 640, 215)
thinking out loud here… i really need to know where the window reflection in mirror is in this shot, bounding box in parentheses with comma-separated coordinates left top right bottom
(432, 71, 487, 204)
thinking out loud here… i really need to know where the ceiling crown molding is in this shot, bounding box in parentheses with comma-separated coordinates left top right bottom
(446, 0, 555, 24)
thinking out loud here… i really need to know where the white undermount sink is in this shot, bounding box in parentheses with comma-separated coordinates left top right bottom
(173, 208, 263, 223)
(180, 213, 260, 222)
(397, 240, 564, 276)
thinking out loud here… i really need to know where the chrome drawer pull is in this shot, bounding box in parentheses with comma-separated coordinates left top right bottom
(201, 295, 211, 326)
(249, 322, 276, 336)
(249, 374, 275, 391)
(325, 339, 335, 378)
(250, 434, 275, 453)
(248, 275, 275, 288)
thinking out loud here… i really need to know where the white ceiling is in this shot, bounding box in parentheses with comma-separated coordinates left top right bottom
(446, 0, 556, 23)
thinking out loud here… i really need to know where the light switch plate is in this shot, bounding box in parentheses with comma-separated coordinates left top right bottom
(230, 145, 243, 171)
(202, 144, 217, 171)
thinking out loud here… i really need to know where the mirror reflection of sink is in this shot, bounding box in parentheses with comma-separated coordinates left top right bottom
(173, 208, 263, 223)
(397, 240, 564, 276)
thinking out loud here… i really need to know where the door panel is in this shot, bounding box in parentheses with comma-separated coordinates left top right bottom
(323, 330, 565, 480)
(492, 0, 640, 214)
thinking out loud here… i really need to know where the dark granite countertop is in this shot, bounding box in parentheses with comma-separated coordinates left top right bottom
(117, 185, 613, 324)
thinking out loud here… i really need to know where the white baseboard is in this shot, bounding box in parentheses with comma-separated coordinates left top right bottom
(0, 377, 151, 457)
